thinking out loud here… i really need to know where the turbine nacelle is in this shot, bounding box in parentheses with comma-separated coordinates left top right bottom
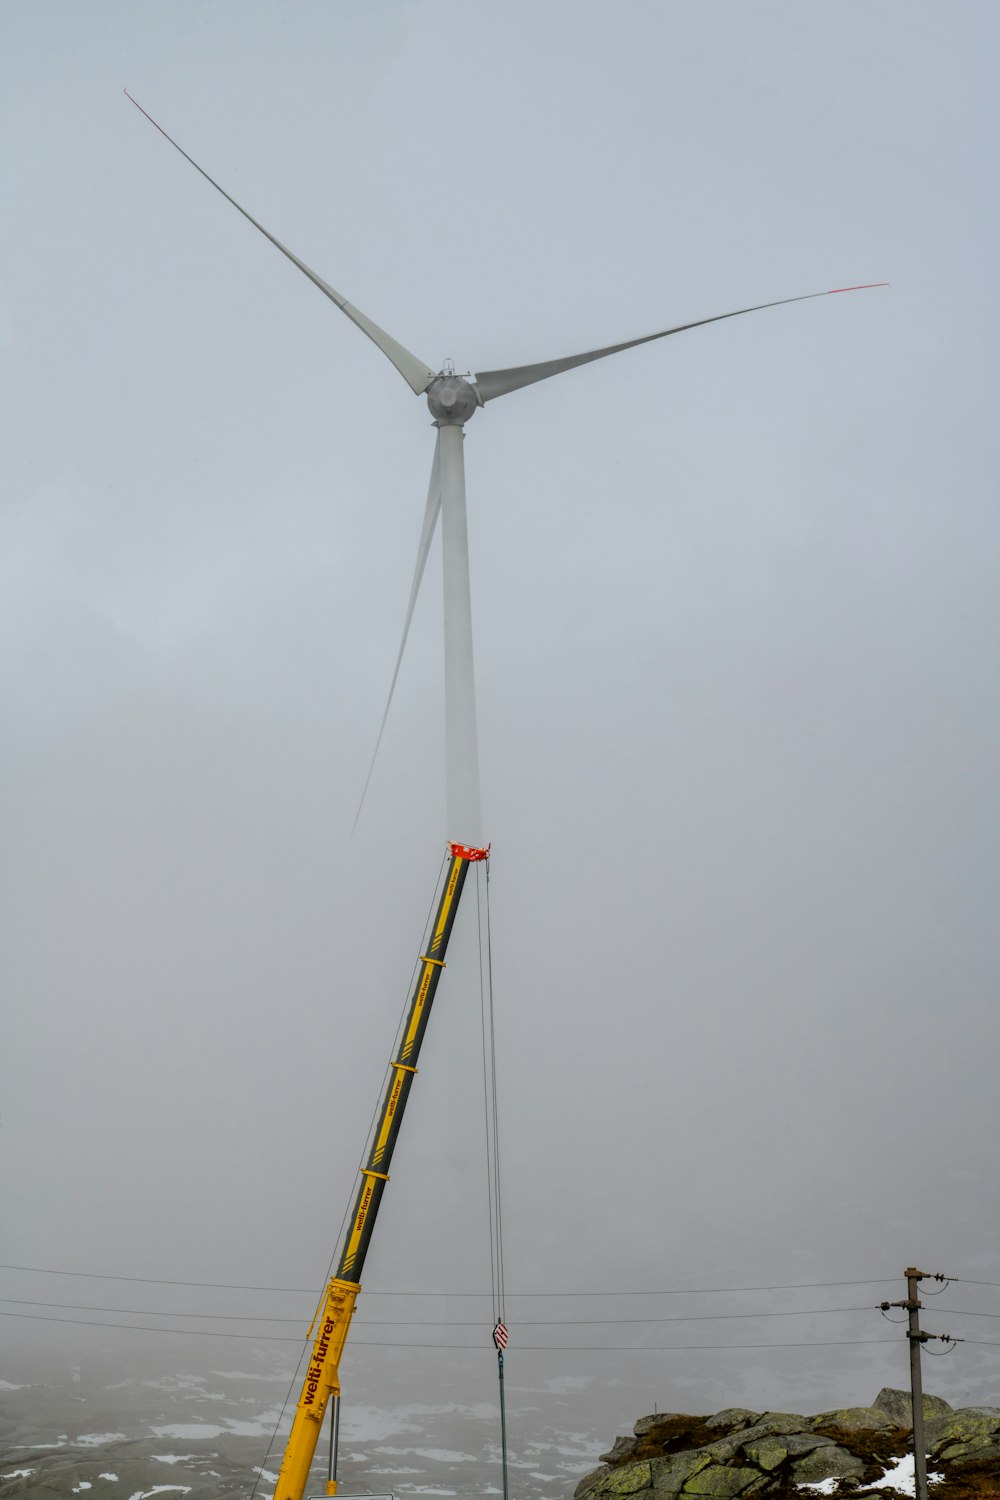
(426, 374, 478, 426)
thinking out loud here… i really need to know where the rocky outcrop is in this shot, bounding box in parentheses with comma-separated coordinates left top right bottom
(575, 1389, 1000, 1497)
(872, 1387, 954, 1427)
(925, 1407, 1000, 1465)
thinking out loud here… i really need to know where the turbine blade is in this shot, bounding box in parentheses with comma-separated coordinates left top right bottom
(124, 91, 437, 396)
(474, 284, 888, 403)
(352, 432, 443, 833)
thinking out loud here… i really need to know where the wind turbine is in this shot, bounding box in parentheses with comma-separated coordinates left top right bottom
(126, 93, 885, 846)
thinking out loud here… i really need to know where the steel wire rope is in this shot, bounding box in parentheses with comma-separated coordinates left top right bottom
(248, 847, 450, 1500)
(0, 1264, 901, 1296)
(477, 858, 511, 1500)
(476, 865, 499, 1327)
(485, 857, 506, 1325)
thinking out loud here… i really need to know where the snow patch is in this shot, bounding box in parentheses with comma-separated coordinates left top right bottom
(373, 1447, 476, 1464)
(150, 1416, 278, 1441)
(79, 1433, 128, 1447)
(151, 1456, 199, 1467)
(150, 1426, 224, 1441)
(125, 1488, 192, 1500)
(220, 1418, 276, 1437)
(868, 1455, 943, 1494)
(547, 1438, 602, 1459)
(409, 1448, 476, 1464)
(3, 1470, 35, 1479)
(798, 1459, 946, 1500)
(0, 1380, 28, 1391)
(72, 1483, 93, 1492)
(99, 1475, 119, 1482)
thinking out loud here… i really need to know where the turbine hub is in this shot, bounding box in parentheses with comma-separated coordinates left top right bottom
(427, 375, 478, 426)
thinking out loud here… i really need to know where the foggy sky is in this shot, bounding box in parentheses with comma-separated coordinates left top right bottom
(2, 0, 999, 1440)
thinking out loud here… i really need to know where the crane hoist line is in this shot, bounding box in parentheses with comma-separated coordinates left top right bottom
(273, 839, 490, 1500)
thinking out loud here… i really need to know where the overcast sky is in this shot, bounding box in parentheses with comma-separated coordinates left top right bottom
(2, 0, 999, 1447)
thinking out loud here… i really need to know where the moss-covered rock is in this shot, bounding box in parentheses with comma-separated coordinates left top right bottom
(650, 1449, 713, 1493)
(872, 1386, 952, 1426)
(697, 1437, 748, 1466)
(925, 1406, 1000, 1457)
(703, 1409, 760, 1434)
(746, 1412, 810, 1437)
(575, 1463, 613, 1497)
(811, 1404, 898, 1432)
(682, 1465, 761, 1496)
(938, 1438, 1000, 1466)
(790, 1442, 865, 1483)
(581, 1388, 994, 1500)
(634, 1412, 685, 1437)
(635, 1415, 720, 1454)
(781, 1433, 836, 1456)
(741, 1436, 787, 1471)
(601, 1434, 640, 1465)
(598, 1459, 651, 1494)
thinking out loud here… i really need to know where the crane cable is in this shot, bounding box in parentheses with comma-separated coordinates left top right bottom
(477, 858, 509, 1500)
(477, 860, 506, 1329)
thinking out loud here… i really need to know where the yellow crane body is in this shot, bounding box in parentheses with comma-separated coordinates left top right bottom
(273, 1276, 359, 1500)
(272, 841, 488, 1500)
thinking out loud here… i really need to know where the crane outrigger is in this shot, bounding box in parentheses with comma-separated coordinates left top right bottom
(274, 841, 489, 1500)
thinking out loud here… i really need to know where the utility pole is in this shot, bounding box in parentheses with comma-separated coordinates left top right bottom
(904, 1267, 929, 1500)
(880, 1266, 962, 1500)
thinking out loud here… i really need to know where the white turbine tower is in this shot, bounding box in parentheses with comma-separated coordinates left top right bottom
(126, 94, 885, 845)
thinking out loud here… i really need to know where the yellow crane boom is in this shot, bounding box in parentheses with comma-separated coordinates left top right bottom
(273, 841, 489, 1500)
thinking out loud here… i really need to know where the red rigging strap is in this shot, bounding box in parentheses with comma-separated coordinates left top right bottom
(827, 282, 890, 293)
(449, 841, 490, 862)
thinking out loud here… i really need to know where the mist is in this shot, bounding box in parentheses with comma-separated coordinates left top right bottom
(2, 0, 998, 1478)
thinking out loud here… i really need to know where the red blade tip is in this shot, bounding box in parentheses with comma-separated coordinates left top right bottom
(826, 282, 890, 294)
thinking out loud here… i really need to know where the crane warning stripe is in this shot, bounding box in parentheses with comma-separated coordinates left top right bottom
(493, 1321, 508, 1350)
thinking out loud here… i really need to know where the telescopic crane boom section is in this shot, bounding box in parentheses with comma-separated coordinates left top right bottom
(273, 842, 489, 1500)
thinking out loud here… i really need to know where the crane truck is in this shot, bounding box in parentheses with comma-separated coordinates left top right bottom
(273, 840, 489, 1500)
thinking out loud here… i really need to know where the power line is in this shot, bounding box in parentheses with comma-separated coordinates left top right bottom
(0, 1310, 307, 1341)
(0, 1264, 323, 1293)
(927, 1307, 1000, 1320)
(0, 1295, 883, 1326)
(0, 1297, 310, 1323)
(0, 1310, 907, 1351)
(0, 1264, 898, 1297)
